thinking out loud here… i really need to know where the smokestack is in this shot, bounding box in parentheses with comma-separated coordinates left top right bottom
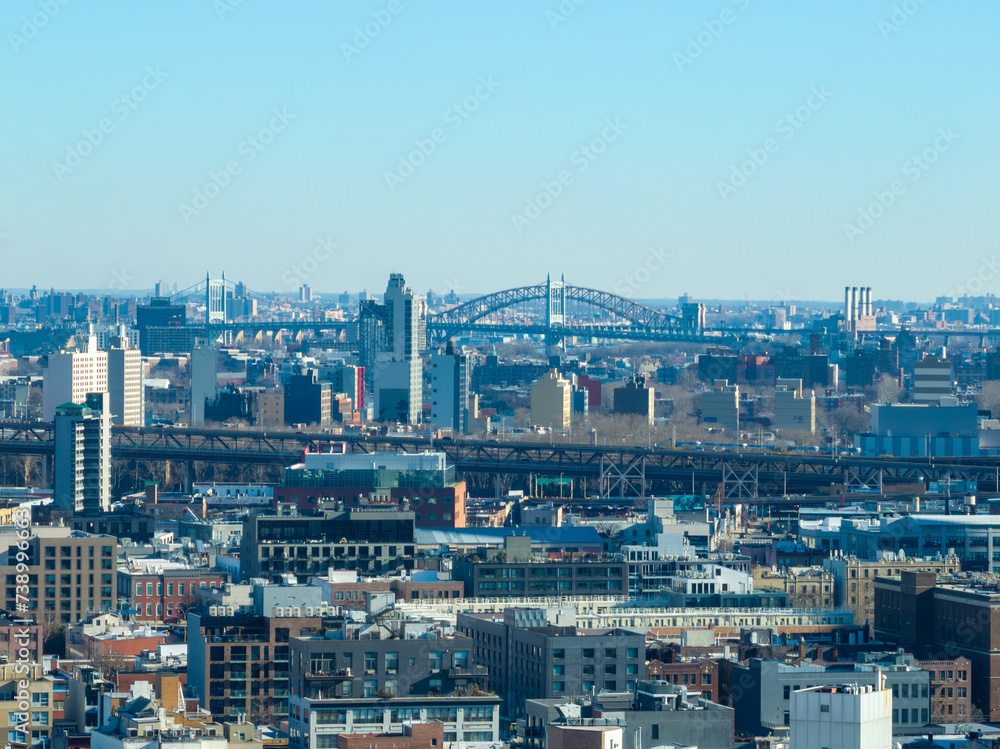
(866, 287, 873, 316)
(852, 287, 859, 323)
(845, 287, 854, 330)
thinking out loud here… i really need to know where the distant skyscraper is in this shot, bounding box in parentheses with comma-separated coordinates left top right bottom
(190, 339, 218, 426)
(429, 340, 469, 432)
(361, 274, 424, 424)
(53, 393, 111, 513)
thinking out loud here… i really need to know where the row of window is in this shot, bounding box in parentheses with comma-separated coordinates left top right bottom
(313, 706, 493, 724)
(133, 580, 217, 597)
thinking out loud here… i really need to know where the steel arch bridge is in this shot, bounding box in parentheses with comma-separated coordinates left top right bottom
(427, 275, 697, 341)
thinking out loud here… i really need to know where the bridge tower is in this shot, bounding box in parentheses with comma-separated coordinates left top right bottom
(205, 271, 228, 325)
(545, 274, 567, 345)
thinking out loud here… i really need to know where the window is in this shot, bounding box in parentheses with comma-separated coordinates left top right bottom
(651, 725, 659, 740)
(363, 680, 377, 698)
(178, 582, 185, 596)
(454, 650, 468, 667)
(553, 681, 564, 692)
(429, 652, 443, 671)
(553, 665, 565, 676)
(604, 648, 616, 658)
(553, 649, 565, 659)
(820, 705, 829, 713)
(364, 652, 377, 673)
(383, 679, 398, 697)
(156, 582, 162, 595)
(167, 583, 173, 596)
(135, 583, 141, 597)
(31, 694, 48, 707)
(146, 583, 153, 596)
(627, 648, 639, 658)
(385, 652, 398, 672)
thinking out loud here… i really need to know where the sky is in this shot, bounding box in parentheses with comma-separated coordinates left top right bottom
(1, 0, 998, 302)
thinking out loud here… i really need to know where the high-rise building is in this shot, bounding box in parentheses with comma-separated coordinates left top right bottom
(284, 367, 332, 427)
(107, 338, 144, 426)
(370, 274, 423, 424)
(53, 392, 112, 513)
(42, 336, 108, 422)
(136, 297, 187, 354)
(913, 353, 952, 405)
(189, 339, 217, 426)
(530, 370, 572, 431)
(430, 340, 469, 432)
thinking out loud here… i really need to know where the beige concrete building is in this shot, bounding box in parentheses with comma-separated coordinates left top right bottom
(701, 380, 739, 433)
(773, 378, 816, 433)
(753, 566, 834, 609)
(530, 370, 571, 431)
(0, 663, 57, 749)
(824, 551, 961, 633)
(256, 390, 285, 429)
(0, 526, 118, 625)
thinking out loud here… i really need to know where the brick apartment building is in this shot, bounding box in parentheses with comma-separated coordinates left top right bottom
(875, 571, 1000, 720)
(118, 566, 227, 623)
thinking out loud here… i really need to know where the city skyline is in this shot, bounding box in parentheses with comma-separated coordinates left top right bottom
(2, 1, 997, 299)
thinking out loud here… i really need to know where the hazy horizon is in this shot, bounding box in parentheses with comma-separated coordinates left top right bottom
(3, 1, 997, 299)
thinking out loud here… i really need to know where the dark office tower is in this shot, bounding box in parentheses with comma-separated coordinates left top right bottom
(429, 340, 469, 432)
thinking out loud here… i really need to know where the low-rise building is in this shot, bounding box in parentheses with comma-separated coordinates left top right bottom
(824, 550, 961, 632)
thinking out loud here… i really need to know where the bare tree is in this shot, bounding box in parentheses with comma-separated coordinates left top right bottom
(873, 374, 901, 404)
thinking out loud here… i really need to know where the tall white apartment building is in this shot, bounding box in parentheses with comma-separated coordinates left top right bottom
(43, 335, 145, 425)
(107, 338, 144, 426)
(43, 336, 107, 422)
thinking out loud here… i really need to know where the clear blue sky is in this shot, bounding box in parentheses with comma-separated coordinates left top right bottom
(1, 0, 997, 301)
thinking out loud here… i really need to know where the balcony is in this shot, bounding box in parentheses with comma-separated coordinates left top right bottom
(306, 669, 354, 681)
(229, 672, 248, 681)
(229, 690, 248, 698)
(448, 665, 488, 679)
